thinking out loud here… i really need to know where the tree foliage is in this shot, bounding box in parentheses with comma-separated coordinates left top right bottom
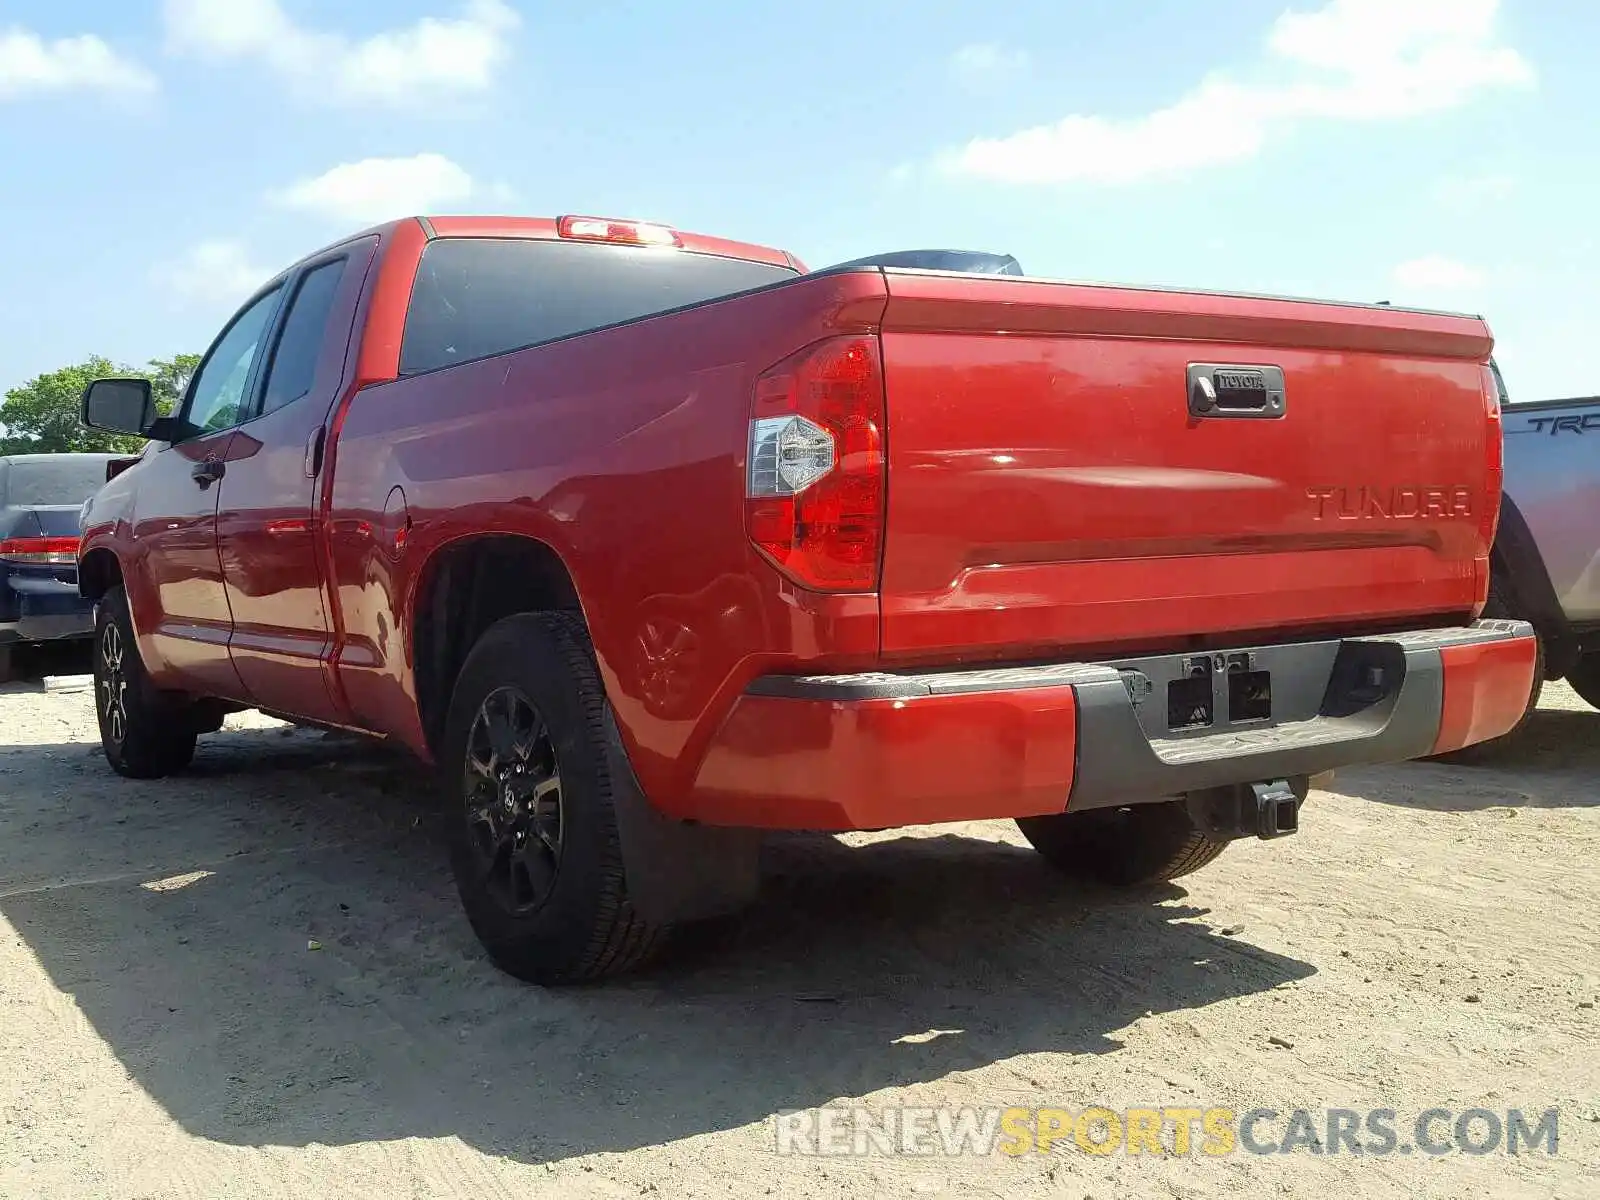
(147, 354, 202, 412)
(0, 353, 201, 455)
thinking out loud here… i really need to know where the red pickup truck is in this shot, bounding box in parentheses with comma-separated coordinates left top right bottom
(78, 215, 1536, 983)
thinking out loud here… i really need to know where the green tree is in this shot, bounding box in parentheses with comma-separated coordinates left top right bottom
(146, 353, 202, 413)
(0, 354, 200, 455)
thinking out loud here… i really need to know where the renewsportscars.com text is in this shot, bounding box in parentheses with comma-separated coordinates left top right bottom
(773, 1105, 1560, 1158)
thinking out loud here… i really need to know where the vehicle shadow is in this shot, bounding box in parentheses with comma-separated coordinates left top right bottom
(0, 640, 94, 690)
(1335, 705, 1600, 812)
(0, 727, 1314, 1165)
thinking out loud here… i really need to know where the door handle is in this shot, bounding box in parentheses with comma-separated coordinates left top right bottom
(192, 459, 225, 489)
(304, 426, 326, 479)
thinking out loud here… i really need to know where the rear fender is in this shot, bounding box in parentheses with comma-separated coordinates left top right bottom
(1492, 494, 1578, 677)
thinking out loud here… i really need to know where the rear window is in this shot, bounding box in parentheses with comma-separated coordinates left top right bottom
(399, 238, 798, 376)
(1, 458, 108, 506)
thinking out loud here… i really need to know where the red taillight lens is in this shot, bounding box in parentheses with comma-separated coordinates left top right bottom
(745, 335, 886, 592)
(1480, 364, 1504, 547)
(556, 215, 681, 247)
(0, 536, 80, 564)
(1473, 363, 1505, 610)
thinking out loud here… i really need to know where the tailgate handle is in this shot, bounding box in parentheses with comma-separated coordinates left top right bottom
(1188, 364, 1287, 419)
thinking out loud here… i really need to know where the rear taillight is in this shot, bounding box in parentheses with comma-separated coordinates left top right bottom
(0, 536, 80, 565)
(745, 334, 886, 592)
(1480, 364, 1504, 547)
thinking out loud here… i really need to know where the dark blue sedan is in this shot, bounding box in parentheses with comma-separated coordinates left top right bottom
(0, 453, 116, 681)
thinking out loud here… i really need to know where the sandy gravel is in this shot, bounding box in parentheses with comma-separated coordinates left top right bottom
(0, 671, 1596, 1199)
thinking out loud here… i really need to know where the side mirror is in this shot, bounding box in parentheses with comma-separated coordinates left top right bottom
(81, 378, 157, 438)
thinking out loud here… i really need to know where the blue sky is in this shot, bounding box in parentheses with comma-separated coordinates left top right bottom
(1, 0, 1594, 400)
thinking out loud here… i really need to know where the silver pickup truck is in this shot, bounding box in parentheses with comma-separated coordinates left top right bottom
(1448, 363, 1600, 756)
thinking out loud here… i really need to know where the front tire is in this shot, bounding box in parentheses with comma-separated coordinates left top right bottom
(442, 612, 663, 985)
(1016, 801, 1230, 887)
(94, 586, 197, 779)
(1566, 654, 1600, 711)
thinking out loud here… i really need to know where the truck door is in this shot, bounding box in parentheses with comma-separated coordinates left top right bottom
(128, 284, 285, 697)
(212, 238, 376, 725)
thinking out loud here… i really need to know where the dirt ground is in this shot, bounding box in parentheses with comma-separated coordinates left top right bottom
(0, 669, 1595, 1200)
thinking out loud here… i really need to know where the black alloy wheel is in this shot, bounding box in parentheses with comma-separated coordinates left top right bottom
(462, 685, 565, 916)
(98, 619, 129, 748)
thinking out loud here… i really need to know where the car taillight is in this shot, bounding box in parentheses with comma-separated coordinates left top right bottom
(556, 215, 681, 248)
(1480, 364, 1504, 547)
(745, 334, 886, 592)
(0, 536, 80, 565)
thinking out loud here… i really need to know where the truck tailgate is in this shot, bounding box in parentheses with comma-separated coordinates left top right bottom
(877, 273, 1498, 660)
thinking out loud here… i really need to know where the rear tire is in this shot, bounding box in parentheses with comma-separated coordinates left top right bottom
(0, 644, 14, 685)
(442, 611, 664, 985)
(93, 586, 197, 779)
(1566, 654, 1600, 711)
(1016, 801, 1230, 887)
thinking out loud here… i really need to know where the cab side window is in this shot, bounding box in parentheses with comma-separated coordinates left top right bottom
(259, 260, 347, 417)
(183, 287, 284, 436)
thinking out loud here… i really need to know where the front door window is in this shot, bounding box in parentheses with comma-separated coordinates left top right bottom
(183, 288, 282, 436)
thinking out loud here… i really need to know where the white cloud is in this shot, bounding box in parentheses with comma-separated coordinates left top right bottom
(151, 240, 273, 306)
(950, 42, 1029, 90)
(162, 0, 519, 107)
(1390, 255, 1486, 293)
(272, 154, 477, 225)
(947, 0, 1533, 184)
(0, 26, 157, 98)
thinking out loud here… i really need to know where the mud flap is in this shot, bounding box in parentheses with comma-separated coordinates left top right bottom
(602, 707, 762, 925)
